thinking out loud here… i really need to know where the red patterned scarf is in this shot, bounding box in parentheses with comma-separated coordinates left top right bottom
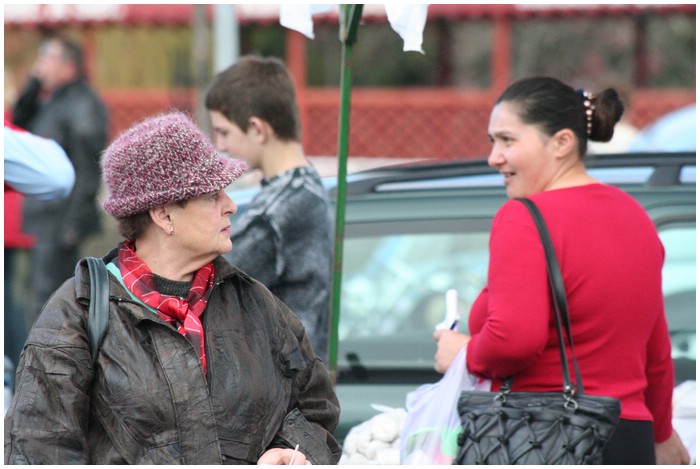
(117, 241, 215, 375)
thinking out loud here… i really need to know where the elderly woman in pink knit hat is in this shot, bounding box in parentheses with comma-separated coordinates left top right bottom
(5, 112, 341, 465)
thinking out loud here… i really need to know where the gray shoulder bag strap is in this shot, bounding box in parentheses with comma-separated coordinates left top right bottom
(515, 197, 585, 393)
(86, 257, 110, 364)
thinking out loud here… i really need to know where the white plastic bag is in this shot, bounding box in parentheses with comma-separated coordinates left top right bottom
(399, 347, 490, 465)
(672, 380, 696, 464)
(340, 404, 407, 465)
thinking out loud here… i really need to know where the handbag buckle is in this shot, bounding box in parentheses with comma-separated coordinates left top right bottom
(563, 393, 579, 411)
(494, 388, 510, 403)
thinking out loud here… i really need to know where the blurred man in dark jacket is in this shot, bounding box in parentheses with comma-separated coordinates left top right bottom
(12, 35, 108, 323)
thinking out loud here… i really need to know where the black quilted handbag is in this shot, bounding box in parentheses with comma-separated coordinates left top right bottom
(454, 198, 621, 465)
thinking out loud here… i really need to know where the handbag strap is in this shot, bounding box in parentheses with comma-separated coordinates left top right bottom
(515, 198, 585, 396)
(86, 256, 110, 364)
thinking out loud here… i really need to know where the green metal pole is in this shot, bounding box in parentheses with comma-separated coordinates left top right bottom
(329, 4, 363, 379)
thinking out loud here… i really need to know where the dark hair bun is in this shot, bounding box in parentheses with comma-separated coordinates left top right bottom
(590, 89, 624, 142)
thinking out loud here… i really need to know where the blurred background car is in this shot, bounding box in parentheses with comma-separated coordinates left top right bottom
(230, 151, 696, 442)
(627, 104, 696, 153)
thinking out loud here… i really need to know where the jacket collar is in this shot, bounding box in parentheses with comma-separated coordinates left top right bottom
(74, 246, 254, 303)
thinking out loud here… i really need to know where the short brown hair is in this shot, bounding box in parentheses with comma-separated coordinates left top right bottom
(115, 212, 152, 240)
(205, 55, 301, 141)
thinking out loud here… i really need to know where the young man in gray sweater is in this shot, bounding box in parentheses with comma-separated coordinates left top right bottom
(205, 55, 332, 363)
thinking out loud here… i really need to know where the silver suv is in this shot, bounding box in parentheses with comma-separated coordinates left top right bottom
(230, 152, 696, 441)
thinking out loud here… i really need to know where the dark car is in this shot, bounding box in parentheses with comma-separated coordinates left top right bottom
(228, 152, 696, 441)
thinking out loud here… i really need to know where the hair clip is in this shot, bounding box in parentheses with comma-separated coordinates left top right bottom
(580, 90, 595, 137)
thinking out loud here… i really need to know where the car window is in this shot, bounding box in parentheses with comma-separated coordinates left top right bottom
(336, 214, 696, 383)
(338, 225, 490, 371)
(658, 224, 696, 383)
(680, 165, 696, 184)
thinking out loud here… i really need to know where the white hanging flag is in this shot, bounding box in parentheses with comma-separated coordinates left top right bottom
(384, 4, 429, 53)
(279, 4, 335, 39)
(279, 4, 429, 53)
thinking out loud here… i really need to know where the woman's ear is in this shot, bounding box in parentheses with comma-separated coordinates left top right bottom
(149, 205, 172, 235)
(552, 128, 576, 159)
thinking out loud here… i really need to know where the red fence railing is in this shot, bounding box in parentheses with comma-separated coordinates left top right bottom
(102, 87, 696, 160)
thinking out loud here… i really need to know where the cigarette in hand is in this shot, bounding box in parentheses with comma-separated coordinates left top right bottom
(289, 444, 299, 465)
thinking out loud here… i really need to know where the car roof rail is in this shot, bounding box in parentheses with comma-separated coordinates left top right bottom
(585, 152, 696, 186)
(342, 159, 494, 195)
(339, 151, 695, 195)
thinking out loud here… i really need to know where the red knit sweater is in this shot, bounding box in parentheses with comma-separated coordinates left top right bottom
(467, 184, 674, 443)
(4, 119, 36, 249)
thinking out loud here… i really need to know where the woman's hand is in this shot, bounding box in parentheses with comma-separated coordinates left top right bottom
(433, 329, 470, 373)
(655, 429, 690, 465)
(257, 447, 311, 465)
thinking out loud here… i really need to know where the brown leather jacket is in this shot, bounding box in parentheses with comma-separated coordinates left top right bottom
(4, 250, 341, 464)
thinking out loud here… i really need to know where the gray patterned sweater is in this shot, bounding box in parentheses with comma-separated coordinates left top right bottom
(225, 166, 333, 361)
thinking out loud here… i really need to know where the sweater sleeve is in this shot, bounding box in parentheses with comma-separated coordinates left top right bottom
(4, 126, 76, 200)
(643, 306, 675, 443)
(467, 201, 552, 379)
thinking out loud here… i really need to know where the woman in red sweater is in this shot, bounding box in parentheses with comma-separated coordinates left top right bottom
(433, 77, 689, 465)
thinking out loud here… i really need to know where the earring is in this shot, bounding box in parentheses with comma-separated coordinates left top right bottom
(169, 226, 174, 236)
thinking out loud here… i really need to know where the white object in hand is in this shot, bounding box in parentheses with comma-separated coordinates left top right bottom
(435, 289, 460, 331)
(289, 443, 299, 465)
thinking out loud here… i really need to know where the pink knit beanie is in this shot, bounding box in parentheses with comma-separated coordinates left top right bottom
(102, 112, 248, 217)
